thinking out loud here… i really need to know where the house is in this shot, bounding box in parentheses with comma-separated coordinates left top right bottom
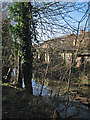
(34, 30, 90, 67)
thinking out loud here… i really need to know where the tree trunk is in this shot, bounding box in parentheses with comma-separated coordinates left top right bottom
(23, 62, 33, 94)
(22, 2, 33, 94)
(17, 50, 22, 88)
(3, 67, 12, 83)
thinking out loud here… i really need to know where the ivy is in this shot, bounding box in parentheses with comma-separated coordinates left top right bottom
(8, 2, 38, 64)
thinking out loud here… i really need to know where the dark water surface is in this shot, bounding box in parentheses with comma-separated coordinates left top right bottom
(12, 68, 90, 103)
(11, 68, 90, 118)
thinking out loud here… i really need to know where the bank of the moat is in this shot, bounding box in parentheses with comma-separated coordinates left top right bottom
(2, 58, 90, 119)
(2, 76, 90, 119)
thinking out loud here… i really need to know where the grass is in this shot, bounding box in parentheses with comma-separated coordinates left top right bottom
(2, 84, 59, 119)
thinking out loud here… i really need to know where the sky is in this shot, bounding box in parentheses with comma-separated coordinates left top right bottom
(88, 1, 90, 31)
(35, 2, 89, 43)
(2, 1, 90, 43)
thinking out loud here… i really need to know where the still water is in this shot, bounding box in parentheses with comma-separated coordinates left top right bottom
(11, 68, 90, 119)
(22, 77, 56, 97)
(11, 68, 90, 103)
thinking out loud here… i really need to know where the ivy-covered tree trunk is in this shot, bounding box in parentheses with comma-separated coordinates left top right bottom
(8, 2, 37, 91)
(22, 3, 33, 93)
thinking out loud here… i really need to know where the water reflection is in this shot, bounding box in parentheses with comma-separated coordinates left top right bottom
(11, 68, 17, 77)
(22, 78, 56, 96)
(32, 79, 56, 96)
(11, 68, 56, 96)
(11, 68, 90, 103)
(22, 77, 25, 88)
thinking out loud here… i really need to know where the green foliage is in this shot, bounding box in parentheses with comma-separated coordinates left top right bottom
(8, 2, 39, 89)
(8, 2, 38, 59)
(2, 83, 9, 86)
(8, 3, 23, 55)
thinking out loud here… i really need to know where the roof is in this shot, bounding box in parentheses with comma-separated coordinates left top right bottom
(39, 33, 76, 45)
